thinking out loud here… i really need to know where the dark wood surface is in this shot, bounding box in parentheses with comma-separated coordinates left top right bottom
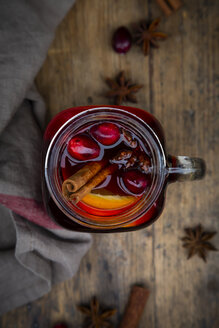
(1, 0, 219, 327)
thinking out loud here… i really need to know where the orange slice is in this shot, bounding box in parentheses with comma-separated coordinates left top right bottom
(82, 192, 136, 209)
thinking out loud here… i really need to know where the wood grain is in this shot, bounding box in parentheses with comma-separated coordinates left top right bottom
(1, 0, 219, 327)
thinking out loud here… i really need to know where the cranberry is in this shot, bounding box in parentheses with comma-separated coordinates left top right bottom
(112, 26, 132, 54)
(90, 122, 120, 146)
(122, 169, 151, 195)
(53, 324, 68, 328)
(67, 134, 100, 161)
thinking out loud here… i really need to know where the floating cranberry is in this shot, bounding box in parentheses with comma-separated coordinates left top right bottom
(122, 169, 151, 195)
(112, 26, 132, 54)
(67, 134, 100, 161)
(90, 122, 120, 146)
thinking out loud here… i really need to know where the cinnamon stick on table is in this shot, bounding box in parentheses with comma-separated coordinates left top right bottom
(156, 0, 182, 16)
(119, 286, 150, 328)
(62, 160, 107, 199)
(70, 164, 117, 204)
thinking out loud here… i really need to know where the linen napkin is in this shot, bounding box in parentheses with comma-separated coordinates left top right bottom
(0, 0, 92, 315)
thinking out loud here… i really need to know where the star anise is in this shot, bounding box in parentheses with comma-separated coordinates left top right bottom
(138, 154, 151, 173)
(111, 149, 137, 169)
(105, 71, 143, 105)
(112, 149, 133, 162)
(133, 18, 168, 56)
(111, 149, 151, 172)
(126, 154, 138, 168)
(181, 224, 217, 262)
(122, 129, 138, 148)
(77, 297, 116, 328)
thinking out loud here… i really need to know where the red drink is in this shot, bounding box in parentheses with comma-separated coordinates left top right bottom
(42, 106, 205, 232)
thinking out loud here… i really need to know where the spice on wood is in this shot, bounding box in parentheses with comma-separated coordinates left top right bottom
(77, 297, 116, 328)
(181, 224, 217, 262)
(105, 71, 143, 105)
(156, 0, 182, 16)
(119, 285, 150, 328)
(133, 18, 168, 56)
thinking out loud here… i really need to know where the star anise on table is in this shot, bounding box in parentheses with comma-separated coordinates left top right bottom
(181, 224, 217, 262)
(77, 297, 116, 328)
(133, 18, 168, 56)
(105, 71, 143, 105)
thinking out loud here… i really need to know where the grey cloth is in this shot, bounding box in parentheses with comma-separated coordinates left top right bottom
(0, 0, 92, 315)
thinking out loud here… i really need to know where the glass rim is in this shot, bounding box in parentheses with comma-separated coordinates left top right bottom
(44, 106, 166, 229)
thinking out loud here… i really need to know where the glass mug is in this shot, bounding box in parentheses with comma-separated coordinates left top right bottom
(42, 106, 205, 232)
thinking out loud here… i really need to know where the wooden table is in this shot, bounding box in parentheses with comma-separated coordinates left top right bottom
(1, 0, 218, 327)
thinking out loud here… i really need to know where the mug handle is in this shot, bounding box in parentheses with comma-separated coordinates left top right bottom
(167, 155, 206, 182)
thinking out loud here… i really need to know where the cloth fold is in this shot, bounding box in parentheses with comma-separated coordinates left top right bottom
(0, 0, 92, 315)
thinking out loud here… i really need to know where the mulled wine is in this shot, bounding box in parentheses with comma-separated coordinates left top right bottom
(61, 121, 153, 217)
(42, 106, 205, 232)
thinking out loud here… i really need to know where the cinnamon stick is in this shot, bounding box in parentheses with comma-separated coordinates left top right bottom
(156, 0, 182, 16)
(168, 0, 182, 11)
(156, 0, 173, 16)
(62, 160, 107, 199)
(70, 164, 117, 204)
(119, 286, 150, 328)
